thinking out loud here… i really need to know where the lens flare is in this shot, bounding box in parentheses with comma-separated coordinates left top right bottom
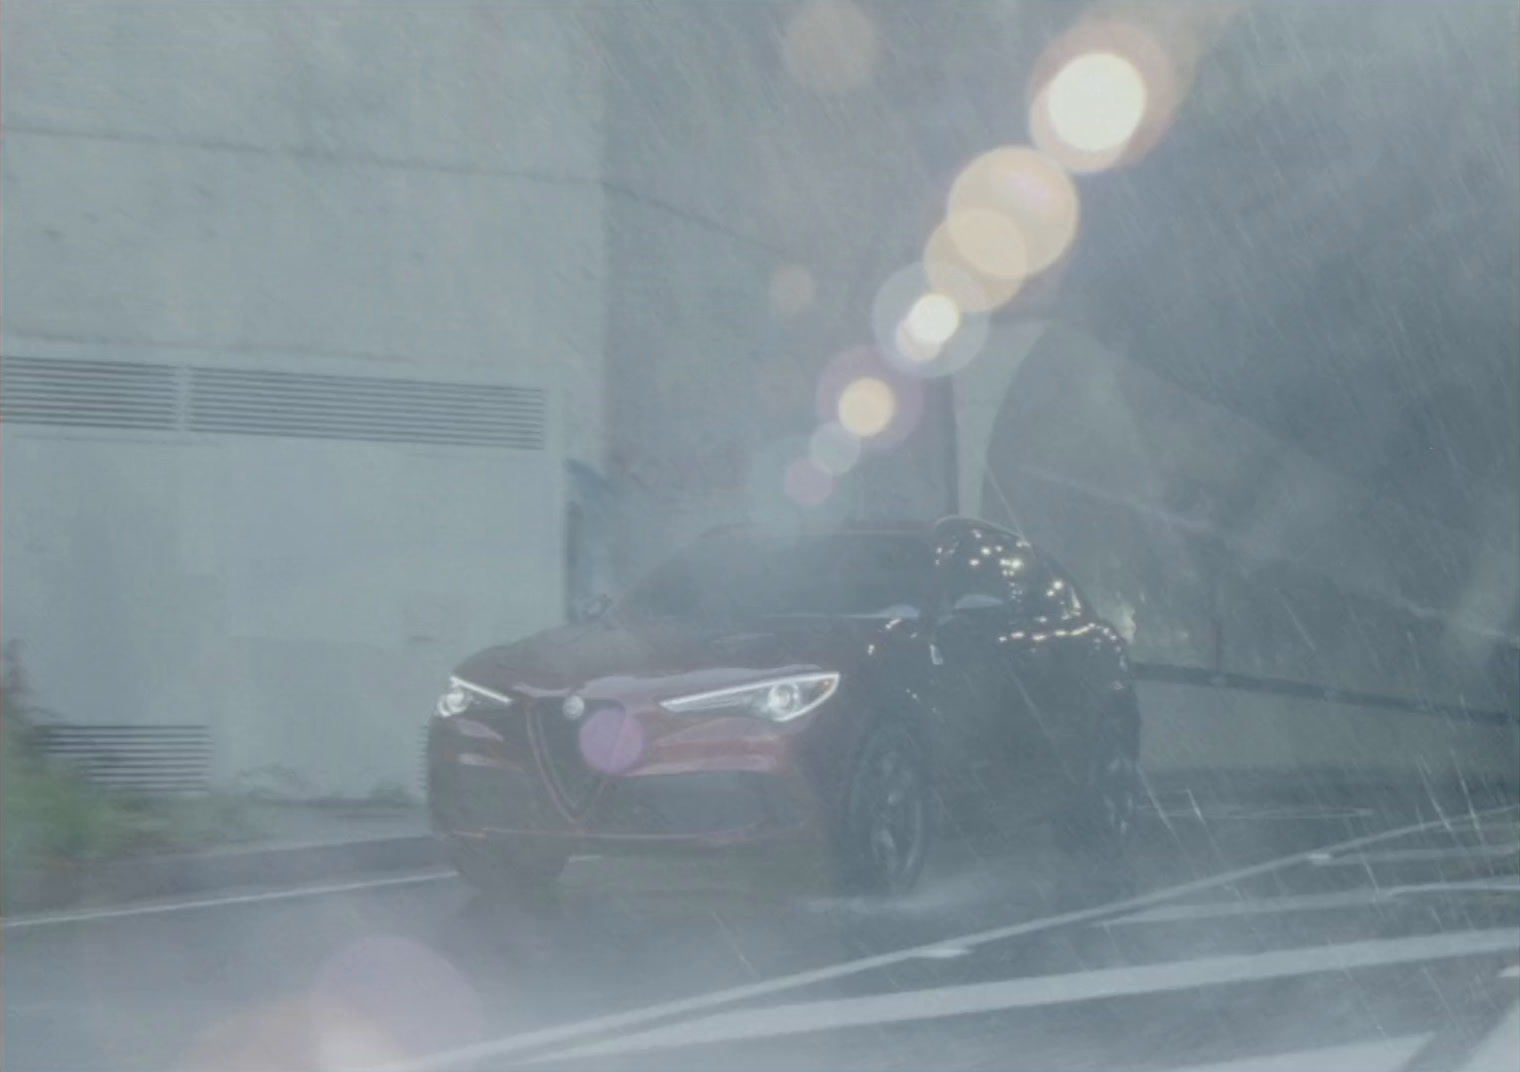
(944, 208, 1031, 282)
(837, 376, 897, 438)
(1029, 17, 1193, 173)
(903, 292, 962, 349)
(312, 935, 483, 1061)
(579, 707, 643, 774)
(947, 146, 1079, 275)
(923, 222, 1023, 313)
(873, 261, 991, 373)
(816, 346, 924, 450)
(809, 421, 862, 475)
(1045, 51, 1147, 154)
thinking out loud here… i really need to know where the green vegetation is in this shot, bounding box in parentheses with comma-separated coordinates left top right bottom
(2, 644, 257, 909)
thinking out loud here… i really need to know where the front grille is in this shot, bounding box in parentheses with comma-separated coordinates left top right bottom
(434, 765, 567, 832)
(531, 701, 602, 814)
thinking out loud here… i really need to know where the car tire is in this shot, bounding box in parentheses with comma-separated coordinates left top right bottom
(1059, 721, 1139, 860)
(834, 722, 933, 898)
(449, 839, 569, 895)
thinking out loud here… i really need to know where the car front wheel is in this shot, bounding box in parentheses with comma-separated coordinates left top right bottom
(1061, 724, 1139, 858)
(835, 722, 932, 897)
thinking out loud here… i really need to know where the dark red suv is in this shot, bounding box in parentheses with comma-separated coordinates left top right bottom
(427, 516, 1139, 896)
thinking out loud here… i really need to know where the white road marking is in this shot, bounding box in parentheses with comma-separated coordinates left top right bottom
(0, 870, 454, 930)
(1110, 877, 1520, 926)
(534, 929, 1520, 1062)
(1312, 842, 1520, 868)
(1162, 1035, 1430, 1072)
(1393, 880, 1520, 897)
(912, 945, 971, 960)
(1111, 888, 1391, 925)
(1143, 805, 1377, 823)
(1460, 1000, 1520, 1071)
(371, 805, 1518, 1072)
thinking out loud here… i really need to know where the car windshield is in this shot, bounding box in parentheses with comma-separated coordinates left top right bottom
(624, 534, 931, 621)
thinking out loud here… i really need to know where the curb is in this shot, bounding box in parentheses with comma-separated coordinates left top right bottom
(3, 834, 445, 916)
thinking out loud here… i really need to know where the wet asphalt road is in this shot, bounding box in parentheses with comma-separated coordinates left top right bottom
(4, 792, 1517, 1072)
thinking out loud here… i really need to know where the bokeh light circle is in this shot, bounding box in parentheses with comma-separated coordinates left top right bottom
(816, 346, 924, 451)
(946, 146, 1080, 275)
(837, 377, 896, 438)
(311, 935, 483, 1064)
(944, 208, 1031, 281)
(923, 222, 1023, 313)
(579, 706, 644, 774)
(1045, 52, 1147, 154)
(1029, 19, 1185, 173)
(871, 262, 990, 375)
(809, 421, 862, 475)
(904, 292, 961, 347)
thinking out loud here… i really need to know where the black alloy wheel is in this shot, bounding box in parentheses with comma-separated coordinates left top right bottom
(837, 722, 932, 897)
(1063, 723, 1139, 857)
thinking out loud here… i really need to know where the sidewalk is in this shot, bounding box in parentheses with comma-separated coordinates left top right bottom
(3, 802, 442, 916)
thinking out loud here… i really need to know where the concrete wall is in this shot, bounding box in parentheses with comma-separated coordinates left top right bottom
(962, 322, 1508, 684)
(957, 321, 1518, 785)
(1138, 682, 1519, 789)
(1, 1, 606, 796)
(594, 3, 970, 584)
(5, 0, 1509, 796)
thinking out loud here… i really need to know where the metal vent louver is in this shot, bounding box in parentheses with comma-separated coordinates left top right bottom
(31, 725, 212, 796)
(1, 357, 178, 430)
(188, 367, 545, 449)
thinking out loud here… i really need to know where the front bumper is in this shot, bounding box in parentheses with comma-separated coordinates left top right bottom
(429, 761, 813, 847)
(426, 698, 822, 848)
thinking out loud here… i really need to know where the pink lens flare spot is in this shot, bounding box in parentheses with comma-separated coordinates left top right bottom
(311, 935, 482, 1059)
(579, 706, 644, 774)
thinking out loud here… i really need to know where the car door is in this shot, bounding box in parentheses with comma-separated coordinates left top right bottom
(1005, 551, 1103, 814)
(927, 522, 1052, 821)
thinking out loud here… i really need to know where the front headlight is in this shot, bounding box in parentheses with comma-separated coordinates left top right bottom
(435, 676, 512, 717)
(659, 672, 840, 722)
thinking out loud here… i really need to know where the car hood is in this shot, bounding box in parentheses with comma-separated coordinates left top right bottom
(453, 612, 910, 704)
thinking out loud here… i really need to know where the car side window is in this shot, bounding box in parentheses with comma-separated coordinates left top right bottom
(940, 525, 1039, 614)
(1028, 555, 1086, 622)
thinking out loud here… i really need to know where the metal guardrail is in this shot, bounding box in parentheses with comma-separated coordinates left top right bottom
(1133, 662, 1517, 727)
